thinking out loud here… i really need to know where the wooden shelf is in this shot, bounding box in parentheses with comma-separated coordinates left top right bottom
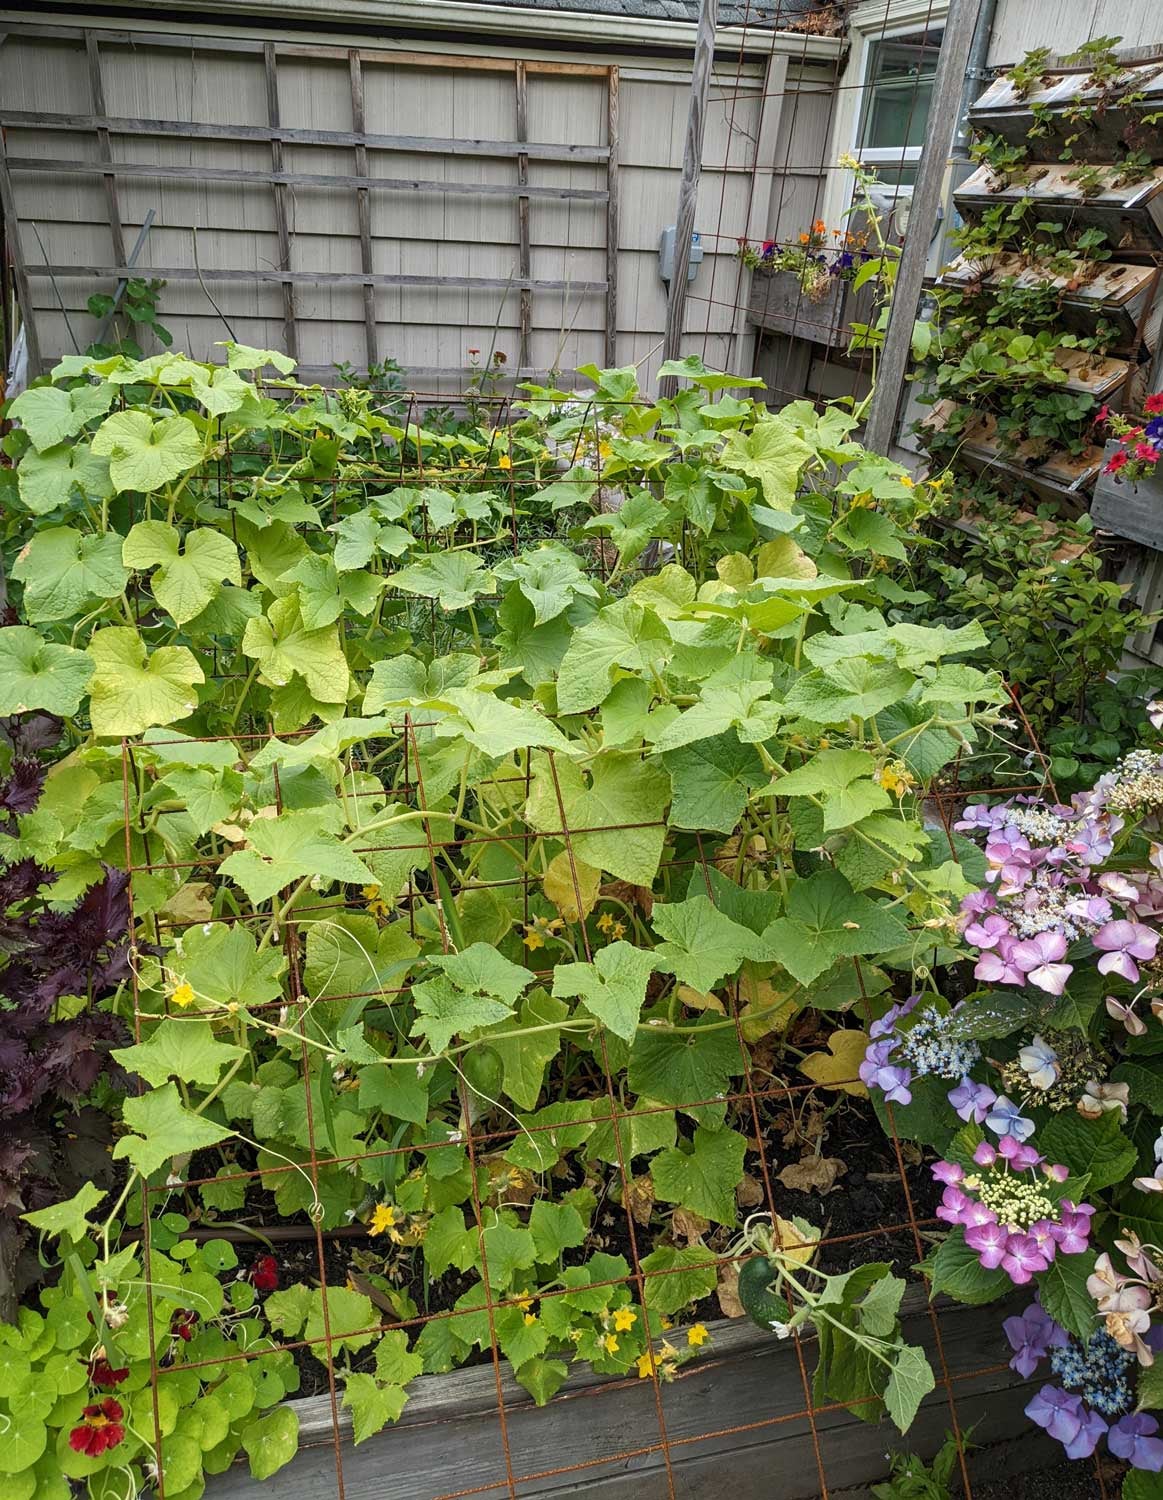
(934, 253, 1162, 353)
(920, 398, 1104, 508)
(969, 59, 1163, 163)
(954, 163, 1163, 253)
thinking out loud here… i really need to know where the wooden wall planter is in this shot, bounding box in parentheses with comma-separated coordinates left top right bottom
(935, 253, 1163, 354)
(746, 268, 855, 348)
(921, 399, 1103, 510)
(954, 164, 1163, 253)
(1091, 439, 1163, 550)
(968, 60, 1163, 163)
(204, 1291, 1064, 1499)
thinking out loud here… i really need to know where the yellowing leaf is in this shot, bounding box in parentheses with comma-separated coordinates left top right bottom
(770, 1214, 820, 1268)
(542, 851, 601, 922)
(799, 1028, 870, 1097)
(738, 976, 797, 1041)
(756, 535, 817, 580)
(677, 984, 725, 1016)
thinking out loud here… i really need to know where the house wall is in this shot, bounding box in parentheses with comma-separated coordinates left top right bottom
(0, 12, 842, 391)
(986, 0, 1163, 65)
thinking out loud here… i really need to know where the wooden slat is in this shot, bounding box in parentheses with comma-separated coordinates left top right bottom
(35, 264, 608, 294)
(348, 50, 378, 370)
(515, 60, 532, 371)
(203, 1292, 1062, 1500)
(660, 0, 718, 392)
(84, 31, 127, 272)
(605, 65, 620, 367)
(3, 155, 607, 203)
(263, 42, 297, 361)
(0, 110, 612, 164)
(0, 129, 41, 373)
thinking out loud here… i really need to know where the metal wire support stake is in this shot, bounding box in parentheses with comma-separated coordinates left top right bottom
(861, 0, 985, 457)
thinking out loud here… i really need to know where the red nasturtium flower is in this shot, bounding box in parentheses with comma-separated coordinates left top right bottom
(88, 1354, 129, 1388)
(1145, 392, 1163, 415)
(170, 1309, 199, 1341)
(250, 1255, 279, 1292)
(69, 1398, 125, 1456)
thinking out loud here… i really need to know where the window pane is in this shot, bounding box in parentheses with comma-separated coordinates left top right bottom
(857, 30, 944, 156)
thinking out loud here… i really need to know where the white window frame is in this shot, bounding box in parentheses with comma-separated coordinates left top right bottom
(817, 0, 949, 242)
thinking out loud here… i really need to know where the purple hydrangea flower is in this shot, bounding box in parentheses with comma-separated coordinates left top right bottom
(1064, 1406, 1109, 1460)
(1110, 1412, 1163, 1471)
(1002, 1232, 1051, 1284)
(1094, 919, 1158, 983)
(1003, 1302, 1068, 1378)
(984, 1096, 1036, 1142)
(1018, 1034, 1059, 1090)
(1010, 932, 1072, 995)
(964, 1219, 1007, 1269)
(1025, 1385, 1084, 1444)
(948, 1077, 997, 1124)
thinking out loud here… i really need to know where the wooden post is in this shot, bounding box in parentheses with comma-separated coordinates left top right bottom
(0, 128, 41, 373)
(861, 0, 984, 456)
(659, 0, 718, 397)
(263, 42, 298, 362)
(605, 65, 620, 367)
(348, 51, 378, 372)
(515, 61, 532, 372)
(85, 32, 127, 275)
(731, 50, 788, 375)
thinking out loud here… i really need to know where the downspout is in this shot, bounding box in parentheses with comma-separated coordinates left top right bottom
(950, 0, 998, 169)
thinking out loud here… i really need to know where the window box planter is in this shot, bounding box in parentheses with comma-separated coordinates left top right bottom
(746, 267, 855, 348)
(204, 1292, 1062, 1500)
(935, 253, 1163, 355)
(1091, 438, 1163, 550)
(954, 163, 1163, 253)
(968, 59, 1163, 163)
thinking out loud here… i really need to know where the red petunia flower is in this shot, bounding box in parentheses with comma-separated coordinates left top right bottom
(170, 1309, 199, 1342)
(1135, 442, 1161, 462)
(1105, 449, 1129, 473)
(68, 1398, 125, 1457)
(250, 1255, 279, 1292)
(89, 1355, 129, 1388)
(1145, 392, 1163, 415)
(1094, 404, 1111, 424)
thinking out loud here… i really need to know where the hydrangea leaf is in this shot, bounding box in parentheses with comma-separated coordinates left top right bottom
(552, 941, 656, 1042)
(241, 595, 350, 704)
(0, 627, 93, 716)
(91, 410, 204, 493)
(86, 627, 204, 736)
(651, 1124, 747, 1225)
(113, 1018, 246, 1089)
(390, 553, 493, 611)
(122, 520, 241, 625)
(219, 808, 375, 904)
(17, 441, 113, 514)
(12, 527, 129, 623)
(114, 1082, 234, 1176)
(8, 381, 115, 452)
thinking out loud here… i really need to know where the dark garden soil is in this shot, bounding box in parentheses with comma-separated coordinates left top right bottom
(964, 1454, 1127, 1498)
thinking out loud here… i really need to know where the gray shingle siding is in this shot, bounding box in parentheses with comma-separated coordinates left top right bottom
(465, 0, 820, 27)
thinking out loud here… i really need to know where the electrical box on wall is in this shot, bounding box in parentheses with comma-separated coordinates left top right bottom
(658, 226, 703, 284)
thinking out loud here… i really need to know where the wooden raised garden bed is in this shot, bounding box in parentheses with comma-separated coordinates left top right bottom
(1091, 438, 1163, 550)
(935, 253, 1163, 354)
(953, 163, 1163, 253)
(968, 58, 1163, 163)
(204, 1292, 1061, 1500)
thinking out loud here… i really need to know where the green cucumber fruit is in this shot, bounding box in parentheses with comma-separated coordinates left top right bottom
(737, 1256, 787, 1332)
(461, 1045, 504, 1102)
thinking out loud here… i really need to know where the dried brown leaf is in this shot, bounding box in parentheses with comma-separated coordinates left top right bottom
(776, 1155, 847, 1195)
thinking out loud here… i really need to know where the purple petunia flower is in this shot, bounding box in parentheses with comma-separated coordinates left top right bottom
(948, 1077, 997, 1124)
(1110, 1413, 1163, 1471)
(1094, 919, 1158, 983)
